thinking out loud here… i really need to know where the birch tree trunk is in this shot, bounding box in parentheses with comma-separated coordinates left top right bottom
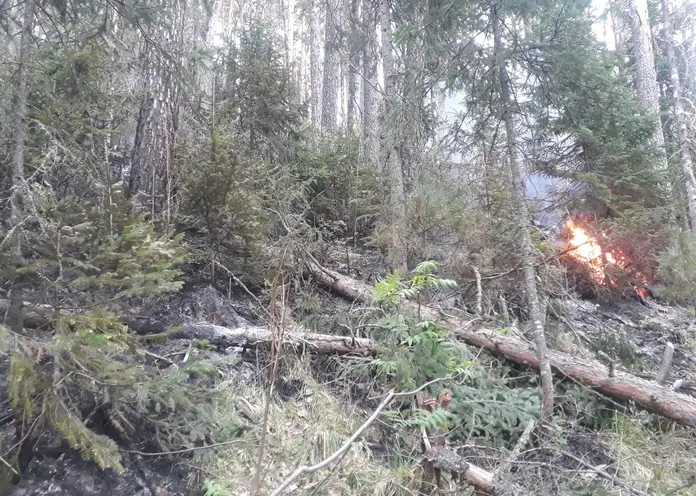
(661, 0, 696, 229)
(6, 0, 36, 334)
(321, 0, 340, 133)
(362, 0, 379, 163)
(628, 0, 668, 172)
(491, 0, 554, 423)
(379, 0, 407, 272)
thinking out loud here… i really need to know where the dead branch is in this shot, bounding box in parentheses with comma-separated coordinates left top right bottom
(561, 451, 649, 496)
(269, 378, 446, 496)
(495, 419, 535, 481)
(304, 261, 696, 428)
(657, 342, 674, 385)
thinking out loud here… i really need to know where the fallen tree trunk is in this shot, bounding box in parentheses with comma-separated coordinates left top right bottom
(172, 323, 376, 356)
(0, 298, 376, 356)
(455, 327, 696, 427)
(304, 261, 696, 428)
(304, 257, 373, 305)
(427, 446, 520, 496)
(0, 298, 170, 334)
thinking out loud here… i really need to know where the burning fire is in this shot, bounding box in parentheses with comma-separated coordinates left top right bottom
(565, 219, 608, 283)
(564, 219, 648, 293)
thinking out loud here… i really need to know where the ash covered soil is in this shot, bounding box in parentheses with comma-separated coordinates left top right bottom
(555, 295, 696, 387)
(2, 278, 695, 495)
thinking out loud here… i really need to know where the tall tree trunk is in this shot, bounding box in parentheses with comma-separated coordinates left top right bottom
(628, 0, 668, 172)
(661, 0, 696, 229)
(129, 1, 184, 231)
(9, 0, 35, 260)
(346, 0, 359, 132)
(379, 0, 407, 272)
(310, 0, 323, 141)
(491, 0, 554, 423)
(321, 0, 340, 133)
(362, 0, 379, 162)
(6, 0, 36, 334)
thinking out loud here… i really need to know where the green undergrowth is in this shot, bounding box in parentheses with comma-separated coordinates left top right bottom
(0, 183, 246, 479)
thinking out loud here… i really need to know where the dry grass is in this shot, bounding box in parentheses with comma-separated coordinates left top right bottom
(193, 357, 420, 495)
(601, 413, 696, 495)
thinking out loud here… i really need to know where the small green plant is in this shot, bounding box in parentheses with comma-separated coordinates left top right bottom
(371, 261, 466, 389)
(373, 260, 457, 311)
(449, 384, 540, 446)
(372, 262, 540, 448)
(202, 479, 236, 496)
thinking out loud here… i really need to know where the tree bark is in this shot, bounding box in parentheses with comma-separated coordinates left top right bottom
(310, 0, 323, 141)
(303, 261, 696, 428)
(6, 0, 36, 334)
(321, 0, 340, 133)
(379, 0, 408, 272)
(173, 323, 376, 355)
(361, 0, 379, 162)
(346, 0, 359, 133)
(628, 0, 668, 172)
(490, 0, 554, 422)
(661, 0, 696, 230)
(129, 1, 184, 230)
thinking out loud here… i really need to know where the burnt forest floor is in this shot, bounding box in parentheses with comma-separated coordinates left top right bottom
(2, 248, 696, 495)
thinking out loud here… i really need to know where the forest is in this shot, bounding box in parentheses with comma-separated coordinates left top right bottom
(1, 0, 696, 494)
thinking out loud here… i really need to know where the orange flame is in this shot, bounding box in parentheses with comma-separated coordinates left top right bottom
(565, 219, 606, 283)
(564, 219, 648, 287)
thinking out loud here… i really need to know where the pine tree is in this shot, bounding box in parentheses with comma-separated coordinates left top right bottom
(661, 0, 696, 229)
(490, 0, 554, 423)
(628, 0, 668, 174)
(379, 0, 407, 272)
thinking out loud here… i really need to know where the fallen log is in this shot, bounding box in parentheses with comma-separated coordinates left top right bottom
(455, 327, 696, 427)
(304, 257, 373, 305)
(304, 261, 696, 428)
(172, 323, 376, 356)
(427, 445, 521, 496)
(0, 298, 376, 356)
(0, 298, 169, 334)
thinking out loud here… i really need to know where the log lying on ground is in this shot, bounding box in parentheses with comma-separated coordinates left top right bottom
(427, 446, 521, 496)
(0, 298, 375, 356)
(0, 298, 169, 334)
(304, 257, 373, 305)
(304, 261, 696, 428)
(455, 327, 696, 427)
(173, 323, 376, 355)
